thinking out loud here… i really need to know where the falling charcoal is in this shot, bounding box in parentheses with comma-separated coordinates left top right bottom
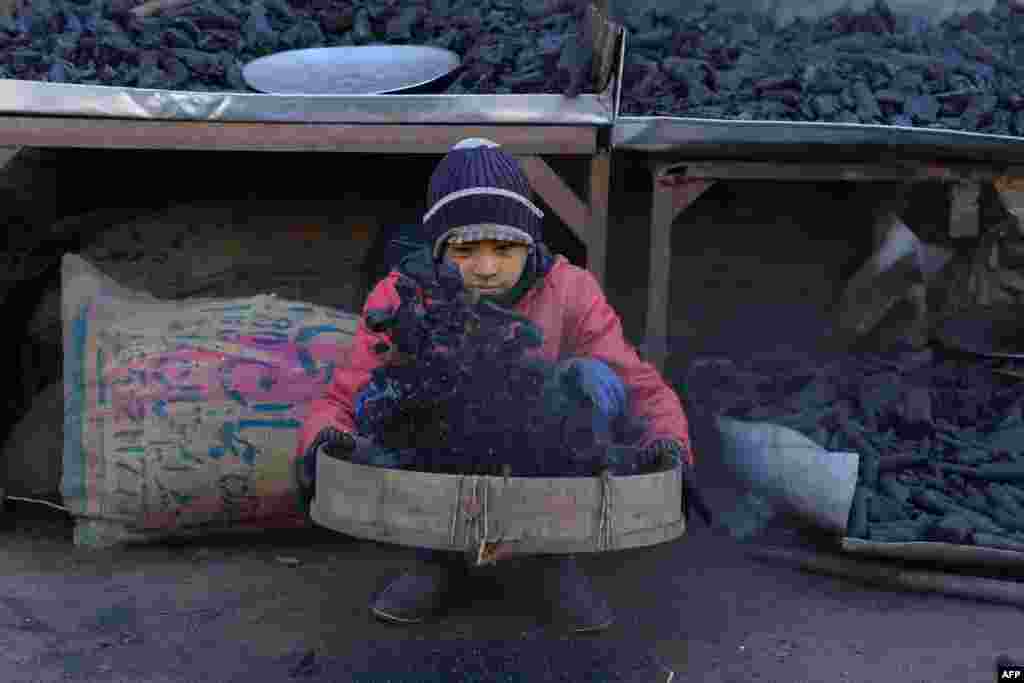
(351, 258, 651, 477)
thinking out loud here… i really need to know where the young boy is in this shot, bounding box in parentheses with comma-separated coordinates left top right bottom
(296, 138, 702, 633)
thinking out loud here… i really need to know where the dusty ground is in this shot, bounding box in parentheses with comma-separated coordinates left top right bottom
(1, 153, 1021, 682)
(2, 475, 1020, 683)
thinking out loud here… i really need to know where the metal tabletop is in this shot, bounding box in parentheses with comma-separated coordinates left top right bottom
(613, 116, 1024, 166)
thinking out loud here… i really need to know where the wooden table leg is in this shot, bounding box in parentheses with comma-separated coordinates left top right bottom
(516, 150, 610, 286)
(587, 148, 611, 287)
(646, 165, 714, 373)
(949, 181, 981, 238)
(516, 154, 591, 249)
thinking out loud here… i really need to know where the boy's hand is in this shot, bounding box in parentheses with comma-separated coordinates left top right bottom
(647, 439, 713, 527)
(297, 428, 373, 499)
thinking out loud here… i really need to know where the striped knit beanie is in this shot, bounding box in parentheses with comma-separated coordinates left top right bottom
(424, 138, 545, 260)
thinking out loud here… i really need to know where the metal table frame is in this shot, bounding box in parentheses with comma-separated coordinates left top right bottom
(0, 5, 627, 290)
(0, 120, 613, 286)
(641, 156, 1024, 372)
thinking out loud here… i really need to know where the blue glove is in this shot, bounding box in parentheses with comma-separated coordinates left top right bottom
(561, 358, 627, 419)
(647, 439, 713, 527)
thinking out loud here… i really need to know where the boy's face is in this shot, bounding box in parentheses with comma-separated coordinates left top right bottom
(444, 239, 530, 296)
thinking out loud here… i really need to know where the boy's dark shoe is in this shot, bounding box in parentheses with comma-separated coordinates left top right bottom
(540, 555, 614, 633)
(370, 553, 466, 624)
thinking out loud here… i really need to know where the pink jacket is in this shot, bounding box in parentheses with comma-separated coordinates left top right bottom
(296, 255, 694, 465)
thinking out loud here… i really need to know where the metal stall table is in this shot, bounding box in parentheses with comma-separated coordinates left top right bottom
(0, 10, 625, 288)
(612, 116, 1024, 372)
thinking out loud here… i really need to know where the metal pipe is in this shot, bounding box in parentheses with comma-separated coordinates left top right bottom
(749, 544, 1024, 609)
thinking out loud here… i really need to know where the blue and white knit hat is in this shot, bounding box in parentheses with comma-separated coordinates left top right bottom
(424, 138, 545, 260)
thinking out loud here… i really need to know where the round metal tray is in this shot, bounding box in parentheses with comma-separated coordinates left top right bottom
(311, 455, 685, 557)
(242, 45, 462, 95)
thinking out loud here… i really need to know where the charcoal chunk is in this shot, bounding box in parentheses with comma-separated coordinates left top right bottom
(116, 63, 139, 85)
(222, 53, 248, 91)
(135, 53, 166, 89)
(24, 0, 56, 38)
(387, 6, 428, 40)
(961, 94, 999, 130)
(98, 32, 138, 61)
(351, 7, 373, 44)
(853, 81, 882, 121)
(906, 93, 940, 123)
(191, 2, 242, 31)
(52, 32, 79, 60)
(161, 27, 196, 49)
(10, 49, 43, 72)
(661, 57, 714, 104)
(430, 28, 465, 53)
(173, 48, 224, 77)
(243, 2, 276, 53)
(925, 513, 974, 544)
(1005, 93, 1024, 112)
(630, 27, 674, 49)
(804, 65, 846, 94)
(318, 6, 353, 35)
(501, 68, 545, 89)
(868, 492, 908, 523)
(891, 68, 925, 92)
(170, 16, 202, 43)
(731, 22, 759, 45)
(46, 59, 70, 82)
(810, 94, 838, 118)
(262, 0, 294, 22)
(96, 63, 118, 83)
(159, 52, 191, 89)
(874, 89, 904, 106)
(478, 38, 509, 67)
(280, 18, 323, 49)
(536, 33, 564, 59)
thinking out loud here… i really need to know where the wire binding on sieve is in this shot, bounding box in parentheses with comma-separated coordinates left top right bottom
(597, 469, 615, 551)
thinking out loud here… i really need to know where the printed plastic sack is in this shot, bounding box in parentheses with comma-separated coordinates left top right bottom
(62, 254, 358, 548)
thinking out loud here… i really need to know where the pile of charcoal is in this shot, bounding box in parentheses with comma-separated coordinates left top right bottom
(687, 351, 1024, 551)
(618, 0, 1024, 135)
(0, 0, 583, 94)
(349, 254, 655, 478)
(5, 0, 1024, 136)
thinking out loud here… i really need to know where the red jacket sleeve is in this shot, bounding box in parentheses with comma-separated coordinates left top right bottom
(294, 275, 401, 462)
(563, 268, 695, 465)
